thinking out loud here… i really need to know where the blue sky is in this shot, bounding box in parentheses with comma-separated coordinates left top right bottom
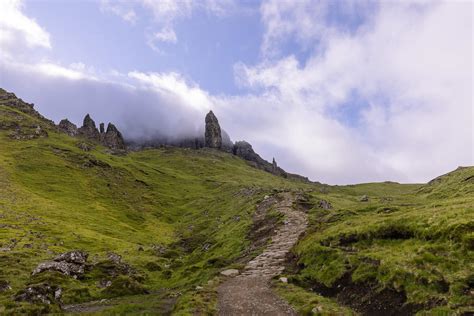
(23, 0, 263, 95)
(0, 0, 472, 184)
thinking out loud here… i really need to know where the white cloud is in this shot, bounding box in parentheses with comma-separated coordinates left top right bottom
(100, 0, 236, 52)
(147, 26, 178, 52)
(1, 0, 471, 184)
(231, 0, 473, 183)
(129, 71, 213, 112)
(0, 0, 51, 53)
(100, 0, 137, 24)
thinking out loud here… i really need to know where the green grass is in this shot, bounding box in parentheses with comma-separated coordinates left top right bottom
(0, 105, 310, 314)
(0, 102, 473, 315)
(289, 168, 474, 314)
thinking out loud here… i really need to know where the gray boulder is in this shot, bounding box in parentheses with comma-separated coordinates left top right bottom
(15, 283, 62, 305)
(32, 250, 88, 278)
(55, 250, 88, 264)
(205, 111, 222, 149)
(32, 261, 85, 278)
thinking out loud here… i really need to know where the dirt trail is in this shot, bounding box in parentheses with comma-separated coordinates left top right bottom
(218, 192, 308, 316)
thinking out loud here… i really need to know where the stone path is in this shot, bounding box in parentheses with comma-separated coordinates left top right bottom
(217, 192, 308, 316)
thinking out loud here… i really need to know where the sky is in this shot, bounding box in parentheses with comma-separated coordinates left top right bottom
(0, 0, 472, 184)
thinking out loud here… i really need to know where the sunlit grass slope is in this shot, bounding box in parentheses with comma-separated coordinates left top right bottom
(0, 98, 472, 315)
(285, 168, 474, 314)
(0, 103, 310, 314)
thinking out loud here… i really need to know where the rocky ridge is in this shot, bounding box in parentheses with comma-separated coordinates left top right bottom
(1, 88, 308, 180)
(59, 113, 126, 151)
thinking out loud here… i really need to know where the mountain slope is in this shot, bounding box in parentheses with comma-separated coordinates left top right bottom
(0, 89, 473, 315)
(279, 171, 474, 315)
(0, 96, 314, 314)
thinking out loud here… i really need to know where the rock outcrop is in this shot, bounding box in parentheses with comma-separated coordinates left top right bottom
(58, 119, 78, 136)
(103, 123, 125, 150)
(61, 114, 125, 150)
(78, 114, 100, 141)
(32, 250, 89, 279)
(205, 111, 222, 149)
(233, 141, 286, 177)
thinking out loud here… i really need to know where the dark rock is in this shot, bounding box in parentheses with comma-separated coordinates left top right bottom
(318, 200, 333, 210)
(14, 283, 62, 305)
(103, 123, 125, 150)
(76, 142, 91, 151)
(99, 122, 105, 134)
(272, 158, 278, 173)
(0, 280, 11, 292)
(78, 114, 100, 141)
(233, 141, 286, 176)
(58, 119, 78, 136)
(107, 252, 122, 265)
(205, 111, 222, 149)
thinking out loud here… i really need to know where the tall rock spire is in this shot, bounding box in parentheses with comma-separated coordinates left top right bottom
(104, 123, 125, 150)
(205, 110, 222, 149)
(78, 114, 100, 141)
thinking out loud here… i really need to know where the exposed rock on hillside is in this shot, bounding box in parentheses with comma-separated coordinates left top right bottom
(0, 88, 54, 125)
(233, 141, 286, 177)
(32, 250, 89, 279)
(104, 123, 125, 150)
(61, 114, 125, 150)
(58, 119, 78, 136)
(205, 110, 222, 149)
(78, 114, 100, 141)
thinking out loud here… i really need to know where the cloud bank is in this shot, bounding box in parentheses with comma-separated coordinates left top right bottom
(0, 0, 472, 184)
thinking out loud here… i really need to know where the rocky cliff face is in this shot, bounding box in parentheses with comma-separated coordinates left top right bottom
(58, 119, 78, 136)
(233, 141, 287, 177)
(61, 114, 125, 151)
(103, 123, 125, 150)
(78, 114, 100, 141)
(205, 111, 222, 149)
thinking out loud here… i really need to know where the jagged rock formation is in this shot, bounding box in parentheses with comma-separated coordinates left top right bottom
(58, 119, 78, 136)
(104, 123, 125, 150)
(61, 114, 125, 150)
(205, 111, 222, 149)
(78, 114, 100, 141)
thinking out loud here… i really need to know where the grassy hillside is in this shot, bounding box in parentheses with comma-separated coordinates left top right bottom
(0, 102, 311, 314)
(280, 169, 474, 315)
(0, 93, 473, 315)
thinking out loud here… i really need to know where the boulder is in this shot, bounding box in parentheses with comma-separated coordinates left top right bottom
(55, 250, 88, 264)
(205, 111, 222, 149)
(14, 283, 62, 305)
(318, 200, 332, 210)
(103, 123, 125, 150)
(32, 250, 89, 278)
(58, 119, 78, 136)
(78, 114, 100, 141)
(360, 195, 369, 202)
(32, 261, 85, 278)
